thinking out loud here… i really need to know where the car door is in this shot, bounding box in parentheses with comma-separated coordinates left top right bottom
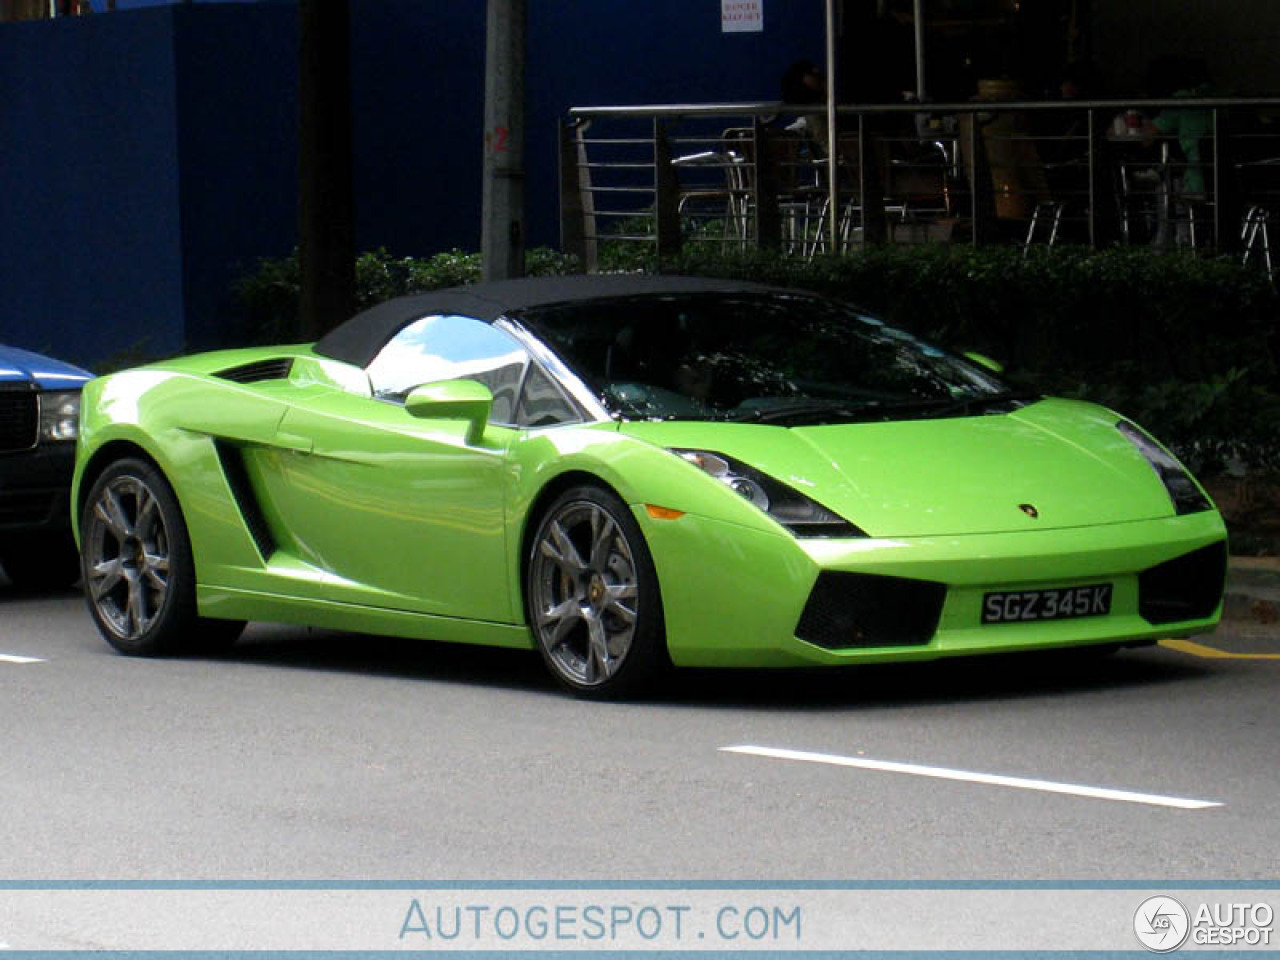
(262, 314, 529, 623)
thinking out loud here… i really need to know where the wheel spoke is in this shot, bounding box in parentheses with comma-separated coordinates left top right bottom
(135, 488, 160, 540)
(540, 519, 587, 577)
(539, 598, 582, 647)
(588, 510, 618, 573)
(141, 550, 169, 590)
(95, 489, 134, 541)
(88, 558, 124, 599)
(126, 575, 151, 636)
(603, 583, 638, 623)
(585, 614, 614, 683)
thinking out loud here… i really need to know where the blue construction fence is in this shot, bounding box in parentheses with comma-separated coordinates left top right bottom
(0, 1, 822, 365)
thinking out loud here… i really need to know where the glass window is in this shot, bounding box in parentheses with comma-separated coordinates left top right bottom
(367, 314, 530, 424)
(520, 292, 1018, 425)
(516, 363, 579, 427)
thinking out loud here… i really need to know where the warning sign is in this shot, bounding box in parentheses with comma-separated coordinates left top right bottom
(722, 0, 763, 33)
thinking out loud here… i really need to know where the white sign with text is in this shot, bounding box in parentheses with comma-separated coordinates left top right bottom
(722, 0, 764, 33)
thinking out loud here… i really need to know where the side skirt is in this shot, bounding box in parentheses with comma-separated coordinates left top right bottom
(196, 585, 536, 650)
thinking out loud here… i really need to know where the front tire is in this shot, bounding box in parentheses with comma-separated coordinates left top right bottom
(526, 485, 667, 699)
(80, 457, 244, 656)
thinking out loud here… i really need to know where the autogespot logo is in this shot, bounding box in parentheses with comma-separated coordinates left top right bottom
(1135, 896, 1191, 953)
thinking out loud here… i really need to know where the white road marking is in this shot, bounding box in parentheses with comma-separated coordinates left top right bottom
(0, 653, 45, 664)
(721, 744, 1223, 810)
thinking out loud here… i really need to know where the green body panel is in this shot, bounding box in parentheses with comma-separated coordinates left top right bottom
(73, 346, 1227, 670)
(263, 390, 515, 619)
(618, 399, 1181, 537)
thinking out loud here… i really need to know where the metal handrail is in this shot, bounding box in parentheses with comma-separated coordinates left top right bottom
(570, 97, 1280, 119)
(560, 97, 1280, 275)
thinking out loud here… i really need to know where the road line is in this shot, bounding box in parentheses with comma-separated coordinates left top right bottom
(1160, 637, 1280, 660)
(0, 653, 45, 664)
(720, 745, 1223, 810)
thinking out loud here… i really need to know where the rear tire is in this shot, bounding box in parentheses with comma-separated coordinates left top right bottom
(526, 484, 668, 699)
(80, 458, 244, 656)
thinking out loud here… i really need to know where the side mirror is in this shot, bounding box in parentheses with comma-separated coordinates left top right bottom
(404, 379, 493, 444)
(963, 351, 1005, 374)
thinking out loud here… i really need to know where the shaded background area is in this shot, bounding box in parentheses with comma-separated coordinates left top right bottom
(1, 0, 1277, 364)
(0, 1, 820, 363)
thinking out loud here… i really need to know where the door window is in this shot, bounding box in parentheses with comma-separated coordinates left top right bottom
(367, 314, 529, 424)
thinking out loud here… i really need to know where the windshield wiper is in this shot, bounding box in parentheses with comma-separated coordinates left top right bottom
(722, 392, 1039, 426)
(724, 400, 885, 425)
(908, 390, 1040, 419)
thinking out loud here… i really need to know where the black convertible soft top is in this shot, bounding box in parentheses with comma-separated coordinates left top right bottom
(311, 274, 791, 369)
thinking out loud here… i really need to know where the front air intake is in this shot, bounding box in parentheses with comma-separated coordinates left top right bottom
(796, 571, 946, 650)
(1138, 541, 1228, 624)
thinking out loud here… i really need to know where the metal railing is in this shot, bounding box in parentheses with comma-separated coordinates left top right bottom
(559, 98, 1280, 276)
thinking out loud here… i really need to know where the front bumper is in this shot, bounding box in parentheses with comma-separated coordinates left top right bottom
(637, 507, 1228, 668)
(0, 442, 77, 536)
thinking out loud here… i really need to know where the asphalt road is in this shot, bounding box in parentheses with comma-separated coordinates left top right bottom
(1, 576, 1276, 881)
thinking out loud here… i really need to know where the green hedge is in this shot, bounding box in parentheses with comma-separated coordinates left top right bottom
(234, 247, 579, 346)
(235, 243, 1280, 474)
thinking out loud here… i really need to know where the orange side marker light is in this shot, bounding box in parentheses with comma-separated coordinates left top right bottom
(645, 504, 686, 520)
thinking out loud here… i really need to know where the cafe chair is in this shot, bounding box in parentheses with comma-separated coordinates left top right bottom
(1241, 205, 1272, 275)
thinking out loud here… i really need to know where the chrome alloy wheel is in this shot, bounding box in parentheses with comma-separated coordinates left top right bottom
(529, 498, 641, 688)
(84, 473, 172, 640)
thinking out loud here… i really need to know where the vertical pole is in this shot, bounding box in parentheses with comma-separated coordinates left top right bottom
(298, 0, 355, 340)
(654, 118, 682, 262)
(824, 0, 839, 254)
(558, 121, 590, 272)
(482, 0, 526, 281)
(1210, 107, 1221, 252)
(753, 118, 781, 250)
(969, 111, 980, 246)
(1086, 108, 1096, 248)
(857, 114, 867, 243)
(913, 0, 926, 101)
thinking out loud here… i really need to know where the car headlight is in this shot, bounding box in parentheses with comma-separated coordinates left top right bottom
(1116, 421, 1211, 515)
(38, 391, 81, 442)
(673, 448, 865, 538)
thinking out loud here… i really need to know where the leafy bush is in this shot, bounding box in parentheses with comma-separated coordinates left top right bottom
(235, 247, 579, 345)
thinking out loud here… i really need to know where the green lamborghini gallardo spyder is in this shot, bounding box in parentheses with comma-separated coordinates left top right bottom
(72, 275, 1227, 697)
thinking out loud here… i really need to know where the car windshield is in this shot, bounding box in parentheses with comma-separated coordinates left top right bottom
(518, 291, 1022, 425)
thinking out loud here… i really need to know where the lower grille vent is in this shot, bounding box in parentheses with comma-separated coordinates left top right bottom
(1138, 541, 1227, 624)
(796, 571, 946, 649)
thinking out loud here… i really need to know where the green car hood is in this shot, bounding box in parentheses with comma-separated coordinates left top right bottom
(619, 398, 1191, 537)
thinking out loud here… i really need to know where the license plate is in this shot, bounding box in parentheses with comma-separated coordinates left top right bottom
(982, 584, 1113, 624)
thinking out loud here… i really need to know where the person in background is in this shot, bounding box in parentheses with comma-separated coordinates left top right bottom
(780, 59, 829, 158)
(1144, 58, 1217, 197)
